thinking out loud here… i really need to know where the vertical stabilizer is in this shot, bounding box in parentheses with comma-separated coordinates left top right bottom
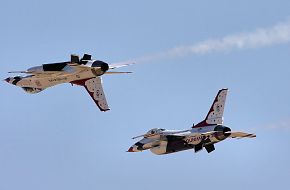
(71, 77, 110, 111)
(193, 89, 228, 128)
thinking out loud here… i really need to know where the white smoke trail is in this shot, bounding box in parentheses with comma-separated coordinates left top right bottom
(250, 117, 290, 132)
(263, 118, 290, 131)
(126, 20, 290, 64)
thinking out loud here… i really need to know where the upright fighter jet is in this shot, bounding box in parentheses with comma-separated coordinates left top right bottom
(4, 54, 133, 111)
(128, 89, 256, 154)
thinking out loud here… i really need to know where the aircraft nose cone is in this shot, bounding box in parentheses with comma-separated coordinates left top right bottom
(4, 78, 10, 83)
(127, 147, 135, 152)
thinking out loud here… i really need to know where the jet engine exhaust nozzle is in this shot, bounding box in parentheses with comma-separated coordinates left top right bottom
(92, 61, 109, 72)
(214, 125, 231, 140)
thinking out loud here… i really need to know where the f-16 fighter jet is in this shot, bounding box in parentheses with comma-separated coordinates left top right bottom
(4, 54, 133, 111)
(128, 89, 256, 154)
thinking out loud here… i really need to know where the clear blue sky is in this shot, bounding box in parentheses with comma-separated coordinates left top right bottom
(1, 1, 290, 190)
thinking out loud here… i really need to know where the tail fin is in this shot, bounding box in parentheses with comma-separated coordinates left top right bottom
(71, 77, 110, 112)
(193, 89, 228, 128)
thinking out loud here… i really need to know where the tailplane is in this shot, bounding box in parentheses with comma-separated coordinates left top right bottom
(193, 89, 228, 128)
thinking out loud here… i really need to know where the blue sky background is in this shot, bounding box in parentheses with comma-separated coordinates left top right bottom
(1, 1, 290, 190)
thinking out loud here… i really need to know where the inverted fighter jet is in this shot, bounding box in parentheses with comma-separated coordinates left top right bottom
(128, 89, 256, 154)
(4, 54, 133, 111)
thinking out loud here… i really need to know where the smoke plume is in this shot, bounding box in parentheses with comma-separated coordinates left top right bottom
(125, 20, 290, 64)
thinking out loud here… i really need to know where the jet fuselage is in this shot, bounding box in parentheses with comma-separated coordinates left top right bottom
(5, 61, 108, 94)
(129, 125, 231, 155)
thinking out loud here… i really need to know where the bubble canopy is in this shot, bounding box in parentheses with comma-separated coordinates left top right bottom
(146, 128, 165, 135)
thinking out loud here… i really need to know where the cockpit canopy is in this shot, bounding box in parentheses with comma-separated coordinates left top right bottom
(146, 128, 165, 135)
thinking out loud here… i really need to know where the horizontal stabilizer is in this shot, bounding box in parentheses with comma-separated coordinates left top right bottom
(225, 131, 256, 139)
(105, 71, 132, 74)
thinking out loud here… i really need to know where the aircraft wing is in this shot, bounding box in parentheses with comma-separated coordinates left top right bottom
(8, 71, 67, 78)
(184, 131, 218, 138)
(71, 77, 110, 112)
(9, 65, 78, 77)
(225, 131, 256, 139)
(8, 71, 33, 74)
(132, 130, 189, 140)
(8, 70, 57, 75)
